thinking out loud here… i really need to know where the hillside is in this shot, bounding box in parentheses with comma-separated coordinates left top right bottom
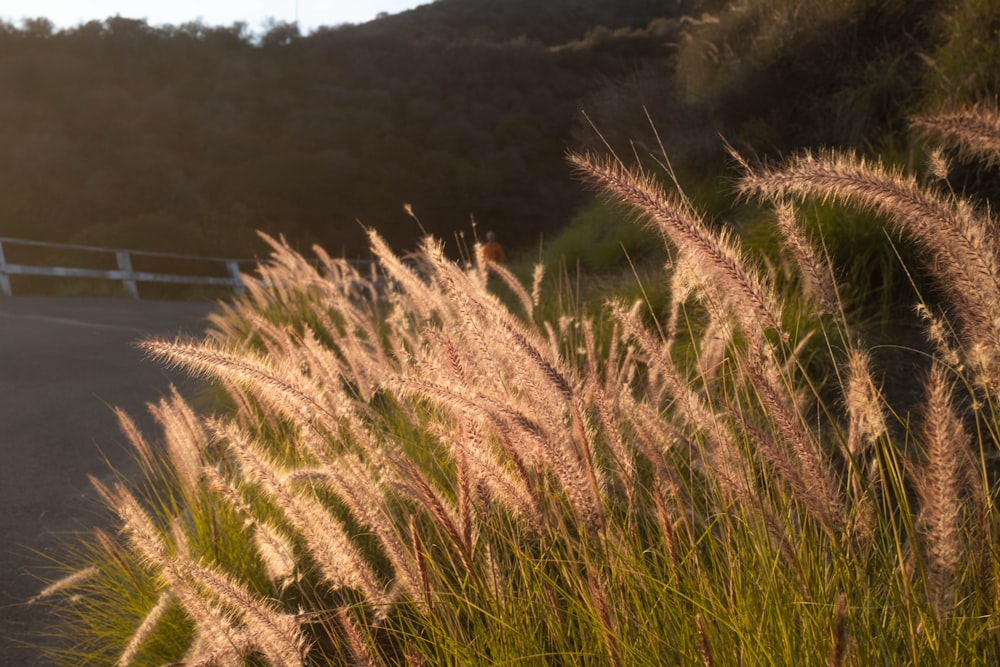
(2, 0, 997, 265)
(0, 0, 710, 259)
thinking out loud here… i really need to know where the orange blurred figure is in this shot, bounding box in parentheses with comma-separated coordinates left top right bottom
(482, 230, 506, 263)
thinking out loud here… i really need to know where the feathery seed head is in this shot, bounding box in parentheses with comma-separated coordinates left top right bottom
(117, 591, 174, 667)
(915, 363, 973, 621)
(772, 200, 838, 314)
(927, 148, 950, 181)
(844, 348, 887, 457)
(531, 263, 545, 308)
(913, 105, 1000, 169)
(739, 148, 1000, 366)
(28, 567, 99, 605)
(571, 150, 785, 342)
(915, 303, 962, 369)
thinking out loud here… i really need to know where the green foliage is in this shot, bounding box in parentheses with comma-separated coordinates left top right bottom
(576, 0, 943, 185)
(541, 198, 662, 273)
(924, 0, 1000, 107)
(673, 0, 872, 103)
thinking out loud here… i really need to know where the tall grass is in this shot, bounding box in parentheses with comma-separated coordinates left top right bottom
(32, 105, 1000, 665)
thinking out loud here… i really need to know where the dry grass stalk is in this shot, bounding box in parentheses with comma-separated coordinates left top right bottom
(310, 310, 385, 402)
(367, 230, 443, 322)
(590, 385, 634, 484)
(387, 450, 476, 573)
(844, 346, 888, 458)
(295, 326, 359, 404)
(142, 338, 342, 433)
(386, 374, 602, 528)
(531, 263, 545, 309)
(95, 480, 255, 664)
(92, 478, 168, 566)
(696, 312, 734, 390)
(570, 150, 785, 344)
(742, 347, 846, 535)
(148, 386, 208, 500)
(217, 422, 386, 605)
(407, 514, 434, 613)
(695, 613, 715, 667)
(586, 566, 622, 667)
(179, 558, 309, 666)
(27, 566, 98, 605)
(927, 148, 951, 182)
(93, 526, 132, 575)
(250, 232, 336, 305)
(610, 301, 717, 438)
(337, 607, 380, 667)
(828, 593, 849, 667)
(735, 411, 808, 504)
(665, 254, 704, 348)
(470, 420, 545, 526)
(421, 328, 479, 389)
(772, 200, 838, 314)
(253, 521, 299, 592)
(174, 585, 253, 667)
(456, 445, 474, 566)
(306, 456, 423, 603)
(915, 303, 961, 369)
(738, 149, 1000, 387)
(610, 301, 752, 506)
(618, 390, 689, 486)
(915, 363, 974, 621)
(580, 316, 601, 388)
(203, 465, 300, 591)
(117, 590, 173, 666)
(114, 407, 156, 474)
(485, 256, 536, 319)
(653, 481, 681, 581)
(438, 253, 580, 417)
(912, 105, 1000, 168)
(602, 318, 631, 393)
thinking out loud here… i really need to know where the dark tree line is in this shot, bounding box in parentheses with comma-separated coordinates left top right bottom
(0, 0, 704, 259)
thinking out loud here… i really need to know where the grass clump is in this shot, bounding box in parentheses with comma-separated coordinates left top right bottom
(28, 105, 1000, 665)
(540, 197, 662, 274)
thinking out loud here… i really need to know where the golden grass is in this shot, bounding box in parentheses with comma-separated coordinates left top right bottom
(34, 105, 1000, 665)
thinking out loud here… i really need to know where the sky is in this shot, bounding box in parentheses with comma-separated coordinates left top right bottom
(1, 1, 428, 34)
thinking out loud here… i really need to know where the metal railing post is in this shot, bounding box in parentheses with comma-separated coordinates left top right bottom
(227, 260, 246, 296)
(0, 236, 266, 298)
(115, 250, 140, 299)
(0, 239, 11, 296)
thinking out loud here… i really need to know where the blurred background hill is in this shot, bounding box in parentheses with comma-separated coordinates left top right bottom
(0, 0, 995, 261)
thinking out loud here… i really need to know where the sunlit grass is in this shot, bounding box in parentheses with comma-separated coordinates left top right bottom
(29, 106, 1000, 665)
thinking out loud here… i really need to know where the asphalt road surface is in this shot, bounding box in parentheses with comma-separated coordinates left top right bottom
(0, 296, 219, 666)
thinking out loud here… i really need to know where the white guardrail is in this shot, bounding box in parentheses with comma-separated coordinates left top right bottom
(0, 236, 251, 299)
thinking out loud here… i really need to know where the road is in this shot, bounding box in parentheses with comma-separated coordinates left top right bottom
(0, 296, 219, 666)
